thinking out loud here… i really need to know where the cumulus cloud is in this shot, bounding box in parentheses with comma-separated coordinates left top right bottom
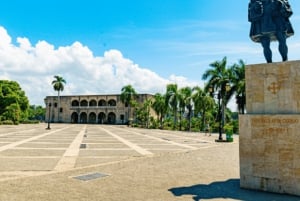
(0, 26, 201, 105)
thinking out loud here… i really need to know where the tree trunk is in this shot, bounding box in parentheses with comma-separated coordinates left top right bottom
(57, 91, 60, 123)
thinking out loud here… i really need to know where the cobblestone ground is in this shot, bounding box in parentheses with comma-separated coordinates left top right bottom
(0, 124, 299, 201)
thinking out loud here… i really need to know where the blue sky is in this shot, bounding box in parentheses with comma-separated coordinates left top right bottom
(0, 0, 300, 108)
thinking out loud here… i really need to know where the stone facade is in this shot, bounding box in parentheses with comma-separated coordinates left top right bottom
(44, 94, 154, 124)
(240, 60, 300, 196)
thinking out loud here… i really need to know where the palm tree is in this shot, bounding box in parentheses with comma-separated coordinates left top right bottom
(230, 60, 246, 114)
(202, 57, 232, 139)
(151, 93, 166, 129)
(120, 85, 138, 125)
(202, 57, 231, 101)
(51, 75, 66, 122)
(192, 86, 215, 131)
(165, 84, 180, 130)
(179, 86, 192, 131)
(143, 99, 152, 128)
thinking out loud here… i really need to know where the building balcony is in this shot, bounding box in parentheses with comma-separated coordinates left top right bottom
(70, 105, 118, 109)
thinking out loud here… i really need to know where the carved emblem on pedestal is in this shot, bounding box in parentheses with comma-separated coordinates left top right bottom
(267, 82, 280, 95)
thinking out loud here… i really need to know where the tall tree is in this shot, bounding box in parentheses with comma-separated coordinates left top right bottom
(51, 75, 66, 122)
(120, 85, 138, 124)
(192, 86, 215, 131)
(28, 105, 46, 121)
(135, 99, 152, 128)
(151, 93, 166, 129)
(144, 99, 152, 128)
(202, 57, 233, 139)
(230, 60, 246, 114)
(202, 57, 232, 103)
(165, 84, 180, 130)
(0, 80, 29, 124)
(179, 86, 192, 131)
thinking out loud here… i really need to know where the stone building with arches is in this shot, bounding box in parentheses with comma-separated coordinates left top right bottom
(44, 94, 154, 124)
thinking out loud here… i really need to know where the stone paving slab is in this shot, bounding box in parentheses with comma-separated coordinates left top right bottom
(78, 150, 141, 157)
(0, 158, 60, 171)
(0, 149, 66, 157)
(85, 143, 129, 149)
(74, 157, 130, 168)
(16, 142, 70, 148)
(31, 139, 74, 143)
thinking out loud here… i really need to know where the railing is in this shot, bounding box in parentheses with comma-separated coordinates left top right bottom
(70, 105, 117, 109)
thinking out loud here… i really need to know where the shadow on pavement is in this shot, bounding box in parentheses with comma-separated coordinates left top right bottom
(169, 179, 300, 201)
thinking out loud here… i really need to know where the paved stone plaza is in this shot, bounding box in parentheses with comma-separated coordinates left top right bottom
(0, 124, 299, 201)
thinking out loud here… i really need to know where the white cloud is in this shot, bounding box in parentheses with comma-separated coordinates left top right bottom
(0, 26, 201, 106)
(168, 74, 202, 88)
(0, 27, 12, 45)
(17, 37, 33, 51)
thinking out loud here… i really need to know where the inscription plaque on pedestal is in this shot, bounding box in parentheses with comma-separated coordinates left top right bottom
(240, 115, 300, 195)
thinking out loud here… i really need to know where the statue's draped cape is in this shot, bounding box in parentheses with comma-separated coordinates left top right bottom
(248, 0, 294, 43)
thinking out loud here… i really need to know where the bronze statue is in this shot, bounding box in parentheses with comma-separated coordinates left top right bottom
(248, 0, 294, 63)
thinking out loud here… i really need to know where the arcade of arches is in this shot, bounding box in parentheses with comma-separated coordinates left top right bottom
(70, 111, 120, 124)
(44, 94, 153, 124)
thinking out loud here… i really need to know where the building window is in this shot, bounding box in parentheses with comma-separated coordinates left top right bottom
(108, 99, 116, 106)
(89, 100, 97, 107)
(71, 100, 79, 107)
(60, 108, 63, 113)
(54, 103, 58, 107)
(98, 99, 106, 106)
(80, 100, 88, 107)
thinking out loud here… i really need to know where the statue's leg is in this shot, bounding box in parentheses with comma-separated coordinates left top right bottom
(260, 36, 272, 63)
(276, 32, 288, 61)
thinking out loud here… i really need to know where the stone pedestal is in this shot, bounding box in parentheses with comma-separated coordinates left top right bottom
(246, 60, 300, 114)
(239, 60, 300, 196)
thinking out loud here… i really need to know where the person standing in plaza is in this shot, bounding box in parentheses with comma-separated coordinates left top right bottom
(204, 121, 211, 136)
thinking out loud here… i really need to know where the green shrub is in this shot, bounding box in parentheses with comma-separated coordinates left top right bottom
(21, 120, 40, 124)
(0, 120, 15, 125)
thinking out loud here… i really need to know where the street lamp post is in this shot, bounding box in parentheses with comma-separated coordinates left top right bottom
(221, 83, 231, 140)
(209, 83, 230, 141)
(46, 102, 51, 130)
(188, 100, 194, 132)
(217, 92, 222, 140)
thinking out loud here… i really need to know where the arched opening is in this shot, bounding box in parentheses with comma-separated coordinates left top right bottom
(89, 112, 96, 124)
(98, 112, 106, 124)
(120, 114, 125, 124)
(71, 100, 79, 107)
(108, 99, 116, 106)
(98, 99, 106, 106)
(71, 112, 78, 123)
(107, 112, 116, 124)
(80, 100, 88, 107)
(80, 112, 87, 123)
(89, 100, 97, 107)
